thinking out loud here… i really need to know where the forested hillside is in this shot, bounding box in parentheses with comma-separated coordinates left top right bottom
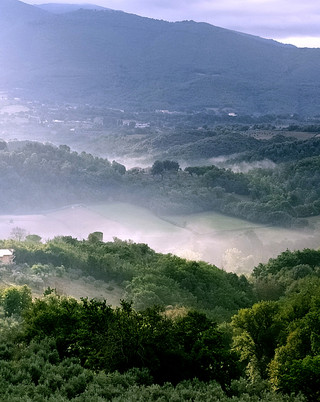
(1, 0, 320, 114)
(0, 238, 319, 400)
(2, 140, 320, 226)
(0, 236, 254, 320)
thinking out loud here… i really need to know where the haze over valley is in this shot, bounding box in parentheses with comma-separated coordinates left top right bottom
(1, 202, 320, 273)
(2, 1, 320, 400)
(1, 94, 320, 273)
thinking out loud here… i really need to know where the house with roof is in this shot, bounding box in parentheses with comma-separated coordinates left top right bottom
(0, 249, 14, 264)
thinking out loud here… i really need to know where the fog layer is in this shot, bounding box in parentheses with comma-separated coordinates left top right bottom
(1, 202, 318, 273)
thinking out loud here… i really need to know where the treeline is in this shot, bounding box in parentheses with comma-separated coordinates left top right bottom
(130, 128, 287, 161)
(2, 141, 320, 226)
(128, 157, 320, 226)
(237, 137, 320, 163)
(1, 239, 320, 400)
(0, 142, 124, 212)
(100, 125, 315, 165)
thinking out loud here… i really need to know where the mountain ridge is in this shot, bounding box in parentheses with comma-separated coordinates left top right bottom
(1, 0, 320, 114)
(36, 2, 110, 13)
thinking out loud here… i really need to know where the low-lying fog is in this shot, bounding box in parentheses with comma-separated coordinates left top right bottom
(1, 202, 319, 273)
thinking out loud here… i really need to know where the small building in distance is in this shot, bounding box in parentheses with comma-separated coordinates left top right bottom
(0, 249, 14, 264)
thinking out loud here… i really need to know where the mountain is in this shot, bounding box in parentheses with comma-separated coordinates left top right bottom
(36, 3, 109, 13)
(0, 0, 320, 115)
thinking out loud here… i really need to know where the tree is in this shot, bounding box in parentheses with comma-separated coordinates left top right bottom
(268, 285, 320, 399)
(162, 160, 179, 172)
(88, 232, 103, 243)
(10, 227, 27, 241)
(270, 355, 320, 400)
(151, 160, 179, 176)
(151, 160, 164, 176)
(174, 310, 240, 385)
(2, 285, 32, 317)
(26, 234, 42, 243)
(23, 293, 81, 357)
(112, 160, 126, 175)
(232, 301, 282, 380)
(31, 263, 51, 278)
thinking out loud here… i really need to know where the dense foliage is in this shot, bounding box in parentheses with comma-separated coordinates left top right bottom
(21, 297, 240, 385)
(0, 142, 122, 212)
(0, 331, 303, 402)
(1, 238, 320, 399)
(238, 137, 320, 163)
(0, 237, 254, 321)
(232, 279, 320, 401)
(2, 137, 320, 226)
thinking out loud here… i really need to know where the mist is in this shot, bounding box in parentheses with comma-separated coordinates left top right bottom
(226, 159, 277, 174)
(1, 202, 318, 273)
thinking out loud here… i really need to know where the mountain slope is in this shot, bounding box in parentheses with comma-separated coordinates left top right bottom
(0, 1, 320, 114)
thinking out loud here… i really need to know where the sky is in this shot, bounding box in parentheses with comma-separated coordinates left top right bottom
(27, 0, 320, 48)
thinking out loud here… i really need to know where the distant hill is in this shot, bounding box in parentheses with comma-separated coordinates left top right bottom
(0, 0, 320, 114)
(36, 3, 109, 13)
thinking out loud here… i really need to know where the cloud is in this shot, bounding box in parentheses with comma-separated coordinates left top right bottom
(279, 36, 320, 48)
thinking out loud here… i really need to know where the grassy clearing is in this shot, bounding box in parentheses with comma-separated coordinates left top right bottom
(166, 210, 261, 233)
(89, 203, 180, 232)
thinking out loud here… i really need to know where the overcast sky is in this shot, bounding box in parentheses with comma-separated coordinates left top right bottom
(27, 0, 320, 47)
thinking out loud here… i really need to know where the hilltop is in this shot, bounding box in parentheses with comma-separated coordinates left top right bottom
(36, 3, 109, 13)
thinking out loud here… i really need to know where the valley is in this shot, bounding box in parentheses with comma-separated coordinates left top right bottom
(1, 202, 318, 273)
(0, 2, 320, 400)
